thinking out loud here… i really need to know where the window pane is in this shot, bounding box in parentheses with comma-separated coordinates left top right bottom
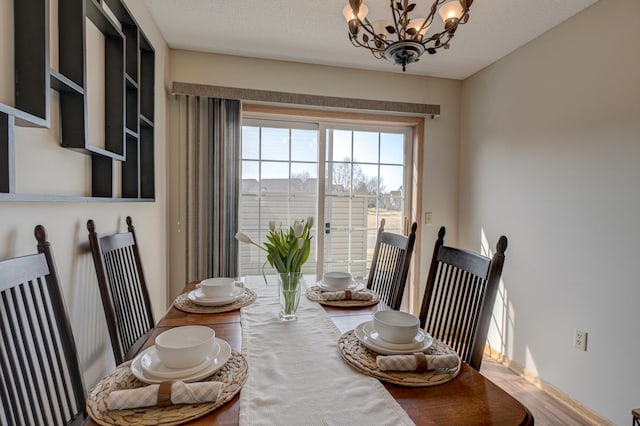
(291, 162, 317, 194)
(291, 129, 318, 162)
(367, 230, 378, 261)
(242, 126, 260, 159)
(348, 197, 368, 229)
(380, 133, 404, 165)
(325, 162, 351, 194)
(262, 127, 289, 161)
(328, 130, 352, 162)
(261, 161, 289, 184)
(352, 163, 379, 195)
(259, 194, 290, 230)
(379, 199, 403, 233)
(241, 161, 259, 193)
(353, 131, 378, 164)
(325, 196, 351, 230)
(290, 195, 316, 221)
(325, 230, 350, 262)
(379, 165, 403, 194)
(239, 195, 259, 230)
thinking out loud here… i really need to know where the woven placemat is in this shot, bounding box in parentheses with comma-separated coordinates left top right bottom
(173, 288, 257, 314)
(338, 331, 460, 387)
(87, 351, 248, 425)
(306, 286, 380, 307)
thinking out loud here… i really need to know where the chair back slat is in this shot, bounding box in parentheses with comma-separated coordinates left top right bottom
(419, 226, 508, 370)
(0, 226, 86, 425)
(366, 220, 418, 310)
(88, 217, 155, 365)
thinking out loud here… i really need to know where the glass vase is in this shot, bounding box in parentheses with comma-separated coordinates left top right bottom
(278, 271, 302, 321)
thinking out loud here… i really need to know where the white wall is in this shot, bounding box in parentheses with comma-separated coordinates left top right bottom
(167, 50, 462, 304)
(0, 0, 170, 388)
(459, 0, 639, 423)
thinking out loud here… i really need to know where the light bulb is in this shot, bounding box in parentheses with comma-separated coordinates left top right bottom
(342, 3, 368, 22)
(408, 18, 430, 36)
(438, 1, 463, 22)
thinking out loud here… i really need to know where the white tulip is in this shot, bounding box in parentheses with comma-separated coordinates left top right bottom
(298, 238, 304, 250)
(269, 221, 276, 232)
(293, 220, 303, 237)
(235, 231, 254, 244)
(306, 216, 314, 229)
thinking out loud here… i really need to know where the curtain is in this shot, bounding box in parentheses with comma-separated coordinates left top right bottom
(181, 96, 240, 282)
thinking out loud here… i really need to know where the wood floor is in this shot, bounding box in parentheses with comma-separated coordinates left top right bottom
(480, 356, 596, 425)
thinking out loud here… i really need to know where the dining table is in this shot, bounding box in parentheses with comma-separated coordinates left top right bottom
(86, 275, 533, 425)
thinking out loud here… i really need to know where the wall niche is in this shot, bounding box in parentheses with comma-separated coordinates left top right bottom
(0, 0, 155, 201)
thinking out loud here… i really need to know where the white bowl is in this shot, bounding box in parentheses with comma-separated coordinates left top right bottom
(372, 310, 420, 344)
(155, 325, 215, 369)
(199, 277, 237, 298)
(323, 272, 352, 289)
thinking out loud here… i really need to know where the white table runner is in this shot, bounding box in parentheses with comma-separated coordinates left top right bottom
(239, 277, 415, 426)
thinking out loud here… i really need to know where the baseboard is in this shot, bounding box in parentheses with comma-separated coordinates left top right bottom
(484, 345, 613, 426)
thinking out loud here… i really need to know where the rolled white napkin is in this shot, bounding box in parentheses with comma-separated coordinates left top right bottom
(376, 353, 459, 372)
(106, 381, 222, 410)
(317, 289, 374, 301)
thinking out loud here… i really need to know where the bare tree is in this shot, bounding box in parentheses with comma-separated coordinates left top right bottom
(329, 157, 385, 196)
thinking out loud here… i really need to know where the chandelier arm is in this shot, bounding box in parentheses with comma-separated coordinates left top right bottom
(401, 0, 409, 38)
(423, 29, 454, 50)
(424, 1, 441, 28)
(349, 33, 387, 55)
(390, 0, 401, 36)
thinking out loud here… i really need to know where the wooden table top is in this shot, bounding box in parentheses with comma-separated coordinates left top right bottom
(87, 282, 533, 425)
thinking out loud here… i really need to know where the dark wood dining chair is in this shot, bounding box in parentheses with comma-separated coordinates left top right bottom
(87, 216, 155, 366)
(419, 226, 508, 371)
(366, 219, 418, 310)
(0, 225, 86, 425)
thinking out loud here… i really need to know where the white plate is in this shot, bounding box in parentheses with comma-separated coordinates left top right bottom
(131, 338, 231, 384)
(139, 342, 221, 379)
(317, 280, 364, 292)
(188, 287, 244, 306)
(354, 321, 433, 355)
(362, 321, 425, 351)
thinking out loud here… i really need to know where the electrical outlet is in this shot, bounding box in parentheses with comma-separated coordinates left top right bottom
(574, 329, 588, 351)
(425, 212, 432, 225)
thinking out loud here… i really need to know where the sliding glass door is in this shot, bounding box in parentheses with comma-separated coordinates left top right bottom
(238, 118, 412, 279)
(321, 126, 409, 279)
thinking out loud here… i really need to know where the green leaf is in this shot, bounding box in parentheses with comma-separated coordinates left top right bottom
(285, 244, 297, 270)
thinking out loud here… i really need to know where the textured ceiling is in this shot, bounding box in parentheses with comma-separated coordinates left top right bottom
(142, 0, 598, 79)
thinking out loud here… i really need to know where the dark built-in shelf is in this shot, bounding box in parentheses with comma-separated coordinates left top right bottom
(0, 0, 155, 201)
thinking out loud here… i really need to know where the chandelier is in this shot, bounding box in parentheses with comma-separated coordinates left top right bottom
(342, 0, 473, 71)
